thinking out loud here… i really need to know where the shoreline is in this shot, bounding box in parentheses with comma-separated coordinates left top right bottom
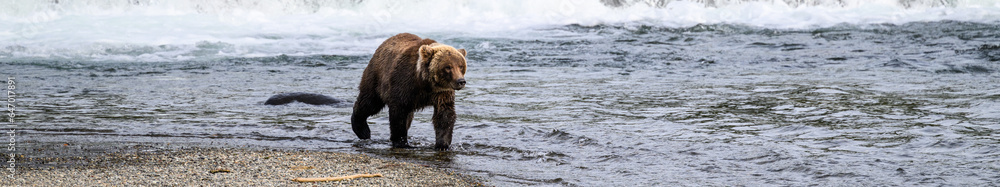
(6, 146, 483, 186)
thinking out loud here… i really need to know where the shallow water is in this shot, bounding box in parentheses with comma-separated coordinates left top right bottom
(6, 20, 1000, 185)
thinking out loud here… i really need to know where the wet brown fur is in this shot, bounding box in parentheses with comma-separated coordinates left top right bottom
(351, 33, 467, 150)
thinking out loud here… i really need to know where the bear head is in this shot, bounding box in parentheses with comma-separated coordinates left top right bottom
(417, 43, 467, 92)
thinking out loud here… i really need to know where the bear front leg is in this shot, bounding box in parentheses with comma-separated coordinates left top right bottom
(433, 93, 456, 151)
(388, 106, 415, 148)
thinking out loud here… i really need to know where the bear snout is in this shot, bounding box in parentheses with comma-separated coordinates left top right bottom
(454, 78, 466, 90)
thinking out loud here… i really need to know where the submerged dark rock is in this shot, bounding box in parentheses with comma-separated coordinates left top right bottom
(264, 92, 345, 105)
(976, 44, 1000, 61)
(955, 44, 1000, 61)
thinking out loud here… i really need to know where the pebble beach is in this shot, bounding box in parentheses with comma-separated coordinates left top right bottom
(7, 147, 483, 186)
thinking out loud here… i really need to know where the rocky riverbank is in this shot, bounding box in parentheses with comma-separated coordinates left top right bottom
(6, 147, 483, 186)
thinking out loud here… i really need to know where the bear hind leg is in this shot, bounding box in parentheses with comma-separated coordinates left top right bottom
(388, 106, 415, 148)
(351, 93, 384, 140)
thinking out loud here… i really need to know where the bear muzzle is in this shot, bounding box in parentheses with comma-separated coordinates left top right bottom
(454, 78, 466, 90)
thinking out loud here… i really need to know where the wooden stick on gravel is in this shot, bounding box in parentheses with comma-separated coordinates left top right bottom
(293, 173, 384, 182)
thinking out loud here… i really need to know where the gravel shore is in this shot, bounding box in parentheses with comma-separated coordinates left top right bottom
(6, 147, 483, 186)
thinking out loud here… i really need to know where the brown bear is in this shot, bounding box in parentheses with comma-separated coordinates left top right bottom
(351, 33, 467, 150)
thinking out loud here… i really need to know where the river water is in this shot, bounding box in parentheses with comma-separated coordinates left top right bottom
(4, 0, 1000, 186)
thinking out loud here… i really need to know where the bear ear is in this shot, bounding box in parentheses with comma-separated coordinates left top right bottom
(417, 45, 435, 73)
(419, 45, 435, 60)
(458, 49, 467, 57)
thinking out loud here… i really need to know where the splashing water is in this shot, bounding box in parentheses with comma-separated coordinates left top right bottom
(2, 0, 999, 62)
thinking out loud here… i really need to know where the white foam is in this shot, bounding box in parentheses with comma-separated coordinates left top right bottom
(1, 0, 999, 62)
